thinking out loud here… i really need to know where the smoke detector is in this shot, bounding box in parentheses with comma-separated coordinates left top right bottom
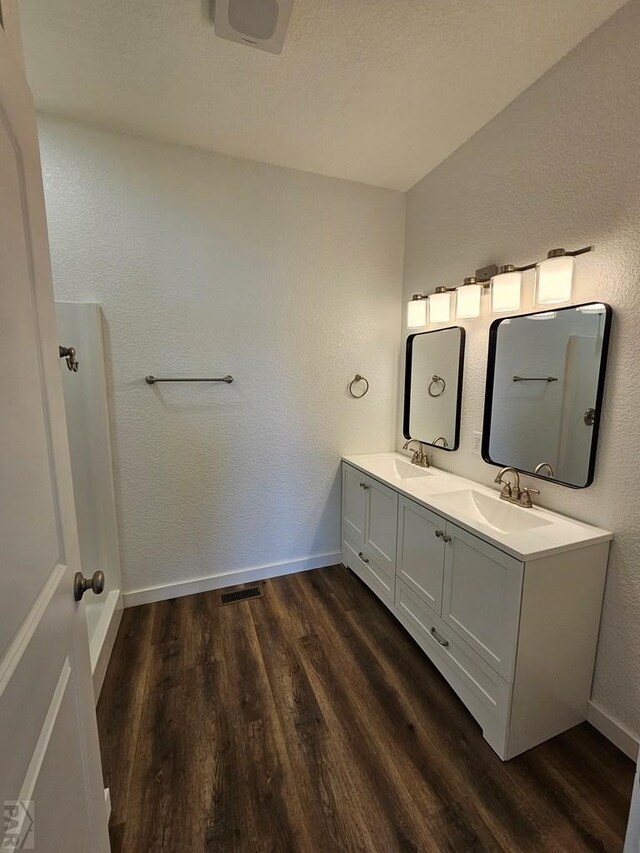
(214, 0, 295, 55)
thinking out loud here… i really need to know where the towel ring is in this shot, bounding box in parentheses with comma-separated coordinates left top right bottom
(428, 375, 446, 397)
(348, 374, 369, 399)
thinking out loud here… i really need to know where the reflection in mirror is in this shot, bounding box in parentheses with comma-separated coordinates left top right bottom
(403, 326, 465, 451)
(483, 303, 612, 488)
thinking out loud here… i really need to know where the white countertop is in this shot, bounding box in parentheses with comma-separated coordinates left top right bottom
(343, 452, 612, 561)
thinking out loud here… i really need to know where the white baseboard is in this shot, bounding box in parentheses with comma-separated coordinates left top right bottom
(122, 552, 342, 608)
(91, 589, 123, 702)
(588, 700, 639, 761)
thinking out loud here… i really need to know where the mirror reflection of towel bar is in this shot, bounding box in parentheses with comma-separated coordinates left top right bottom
(512, 375, 557, 383)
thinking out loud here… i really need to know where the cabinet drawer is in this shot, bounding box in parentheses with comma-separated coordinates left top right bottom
(397, 497, 445, 616)
(394, 579, 510, 735)
(343, 539, 394, 608)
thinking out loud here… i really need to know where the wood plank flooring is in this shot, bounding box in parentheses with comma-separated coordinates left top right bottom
(98, 565, 634, 852)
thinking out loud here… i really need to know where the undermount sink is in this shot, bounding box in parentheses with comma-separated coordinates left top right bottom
(433, 489, 552, 534)
(393, 459, 433, 479)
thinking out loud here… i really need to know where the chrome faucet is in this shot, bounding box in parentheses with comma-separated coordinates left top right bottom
(403, 439, 430, 468)
(534, 462, 555, 478)
(494, 467, 540, 508)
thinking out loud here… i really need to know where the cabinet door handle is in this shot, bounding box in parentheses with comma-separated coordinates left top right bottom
(359, 482, 366, 488)
(430, 627, 449, 647)
(442, 534, 452, 543)
(435, 529, 444, 538)
(358, 551, 369, 564)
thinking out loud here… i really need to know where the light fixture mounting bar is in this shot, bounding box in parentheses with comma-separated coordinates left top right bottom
(474, 264, 499, 284)
(514, 244, 594, 272)
(563, 245, 594, 257)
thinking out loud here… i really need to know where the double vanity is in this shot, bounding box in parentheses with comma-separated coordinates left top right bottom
(342, 299, 614, 759)
(341, 452, 612, 761)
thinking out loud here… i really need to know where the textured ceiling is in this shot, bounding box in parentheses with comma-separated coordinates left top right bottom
(20, 0, 626, 190)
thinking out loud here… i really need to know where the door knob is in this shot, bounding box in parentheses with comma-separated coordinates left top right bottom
(74, 570, 105, 602)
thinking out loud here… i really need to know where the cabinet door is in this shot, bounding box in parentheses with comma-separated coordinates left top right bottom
(442, 523, 523, 681)
(342, 463, 366, 548)
(397, 498, 445, 615)
(364, 477, 398, 573)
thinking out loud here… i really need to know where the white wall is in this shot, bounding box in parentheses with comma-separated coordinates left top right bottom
(39, 116, 405, 598)
(402, 0, 640, 740)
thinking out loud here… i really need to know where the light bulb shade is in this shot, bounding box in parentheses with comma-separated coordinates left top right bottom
(535, 255, 574, 305)
(455, 283, 483, 319)
(428, 290, 452, 324)
(491, 271, 522, 313)
(407, 297, 427, 328)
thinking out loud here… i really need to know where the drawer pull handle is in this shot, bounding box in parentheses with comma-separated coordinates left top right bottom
(358, 551, 369, 564)
(430, 627, 449, 647)
(435, 529, 444, 538)
(443, 534, 452, 543)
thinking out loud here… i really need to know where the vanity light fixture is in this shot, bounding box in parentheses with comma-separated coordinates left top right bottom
(534, 245, 593, 306)
(406, 246, 594, 327)
(491, 265, 522, 313)
(455, 277, 484, 319)
(407, 294, 428, 328)
(453, 265, 499, 320)
(428, 287, 454, 324)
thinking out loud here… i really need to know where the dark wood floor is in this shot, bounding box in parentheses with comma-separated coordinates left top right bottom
(98, 565, 634, 852)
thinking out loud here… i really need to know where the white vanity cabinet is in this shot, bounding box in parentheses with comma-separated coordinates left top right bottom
(441, 525, 522, 681)
(342, 462, 367, 546)
(341, 465, 397, 607)
(396, 498, 446, 614)
(341, 458, 611, 760)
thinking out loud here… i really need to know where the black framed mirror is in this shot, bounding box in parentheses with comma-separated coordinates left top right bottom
(482, 302, 612, 488)
(403, 326, 465, 451)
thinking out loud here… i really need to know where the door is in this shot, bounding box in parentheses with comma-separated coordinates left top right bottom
(625, 763, 640, 853)
(342, 463, 366, 548)
(364, 477, 398, 574)
(397, 497, 445, 614)
(442, 523, 523, 681)
(0, 29, 110, 853)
